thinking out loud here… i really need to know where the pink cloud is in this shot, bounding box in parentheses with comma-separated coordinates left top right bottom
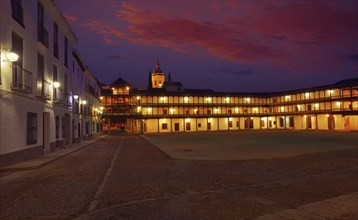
(103, 38, 121, 45)
(81, 1, 357, 72)
(64, 15, 78, 23)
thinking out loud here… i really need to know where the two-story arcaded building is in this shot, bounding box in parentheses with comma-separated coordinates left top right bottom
(100, 61, 358, 134)
(0, 0, 102, 167)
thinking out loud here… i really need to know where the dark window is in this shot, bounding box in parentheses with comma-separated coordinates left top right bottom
(26, 112, 37, 145)
(162, 123, 167, 130)
(163, 109, 168, 115)
(64, 73, 68, 94)
(307, 104, 312, 111)
(198, 123, 201, 128)
(85, 121, 88, 134)
(228, 121, 233, 127)
(62, 117, 65, 138)
(207, 109, 211, 114)
(55, 116, 59, 138)
(37, 3, 48, 47)
(186, 110, 189, 115)
(228, 110, 232, 114)
(64, 37, 68, 67)
(37, 53, 44, 96)
(236, 121, 239, 127)
(12, 32, 23, 66)
(11, 0, 24, 27)
(53, 23, 59, 58)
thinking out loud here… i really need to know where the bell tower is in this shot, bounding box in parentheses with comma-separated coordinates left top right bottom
(151, 56, 165, 88)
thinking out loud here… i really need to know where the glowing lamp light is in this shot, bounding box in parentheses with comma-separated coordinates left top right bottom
(73, 95, 79, 100)
(184, 97, 189, 102)
(100, 96, 103, 100)
(126, 86, 130, 90)
(5, 51, 19, 62)
(225, 97, 230, 103)
(136, 96, 140, 100)
(82, 100, 87, 105)
(53, 81, 60, 88)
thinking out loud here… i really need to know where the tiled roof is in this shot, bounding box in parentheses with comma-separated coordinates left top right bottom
(110, 76, 131, 87)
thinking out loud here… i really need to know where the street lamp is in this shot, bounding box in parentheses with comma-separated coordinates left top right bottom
(1, 49, 19, 62)
(53, 81, 60, 88)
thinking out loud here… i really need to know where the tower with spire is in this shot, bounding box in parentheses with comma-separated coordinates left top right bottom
(150, 55, 165, 89)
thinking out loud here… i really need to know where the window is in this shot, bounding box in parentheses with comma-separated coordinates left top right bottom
(53, 65, 58, 100)
(26, 112, 37, 145)
(55, 116, 59, 139)
(37, 3, 48, 47)
(228, 110, 232, 114)
(198, 123, 201, 128)
(64, 37, 68, 67)
(12, 32, 23, 67)
(163, 109, 168, 115)
(62, 117, 65, 138)
(186, 110, 189, 115)
(53, 23, 59, 58)
(37, 53, 44, 92)
(11, 0, 24, 27)
(162, 123, 168, 130)
(207, 109, 211, 114)
(229, 121, 233, 128)
(85, 121, 88, 134)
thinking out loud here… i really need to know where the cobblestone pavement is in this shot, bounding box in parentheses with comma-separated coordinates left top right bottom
(1, 134, 357, 219)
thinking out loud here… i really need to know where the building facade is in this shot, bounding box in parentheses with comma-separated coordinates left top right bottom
(0, 0, 102, 167)
(101, 63, 358, 134)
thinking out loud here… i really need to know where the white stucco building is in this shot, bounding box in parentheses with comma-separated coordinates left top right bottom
(0, 0, 102, 166)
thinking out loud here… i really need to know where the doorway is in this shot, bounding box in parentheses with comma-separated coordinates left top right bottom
(328, 116, 335, 130)
(306, 116, 312, 129)
(174, 123, 179, 131)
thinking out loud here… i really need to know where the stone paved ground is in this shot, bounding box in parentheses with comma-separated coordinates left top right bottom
(0, 132, 357, 219)
(143, 130, 358, 160)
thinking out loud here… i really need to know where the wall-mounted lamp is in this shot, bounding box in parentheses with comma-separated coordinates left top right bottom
(82, 100, 87, 105)
(53, 81, 60, 88)
(73, 95, 79, 100)
(1, 49, 19, 62)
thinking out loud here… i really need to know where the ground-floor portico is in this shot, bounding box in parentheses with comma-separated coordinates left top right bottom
(126, 114, 358, 134)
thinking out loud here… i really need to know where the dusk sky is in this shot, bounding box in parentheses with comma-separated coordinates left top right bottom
(55, 0, 358, 92)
